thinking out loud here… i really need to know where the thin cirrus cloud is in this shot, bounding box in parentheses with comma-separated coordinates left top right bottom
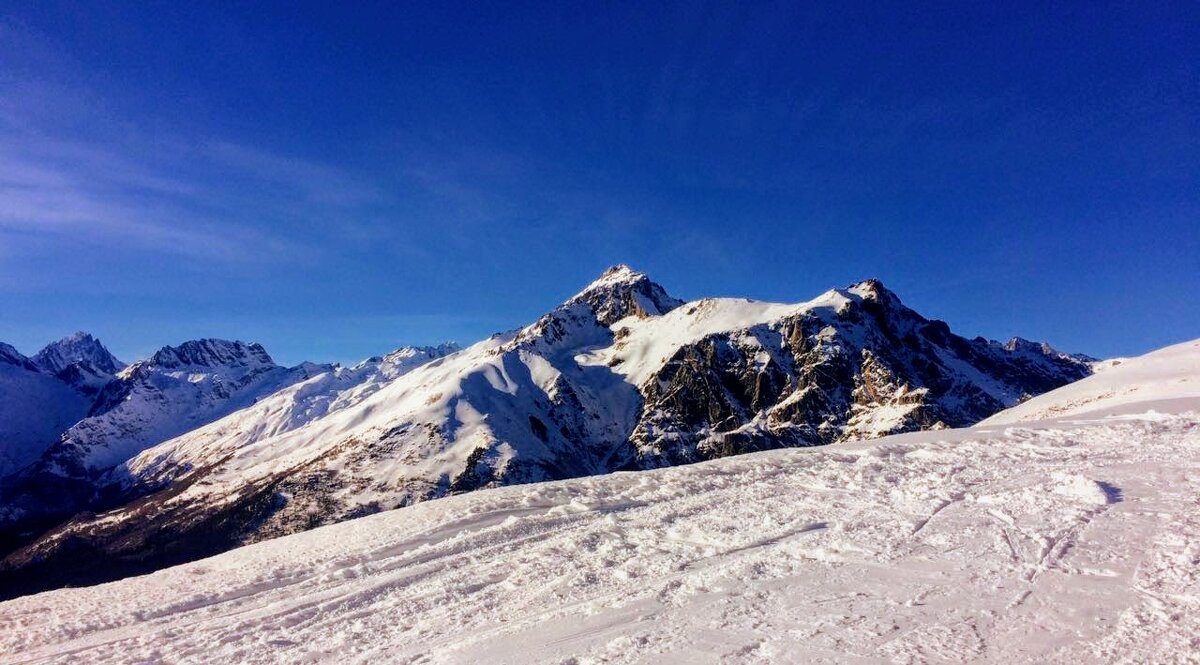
(0, 115, 394, 264)
(2, 146, 290, 262)
(203, 141, 388, 209)
(0, 21, 391, 266)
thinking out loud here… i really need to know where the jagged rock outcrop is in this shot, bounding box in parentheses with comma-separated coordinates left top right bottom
(32, 331, 125, 375)
(624, 280, 1091, 466)
(29, 332, 127, 398)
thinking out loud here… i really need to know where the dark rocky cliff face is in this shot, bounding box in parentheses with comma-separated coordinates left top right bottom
(626, 282, 1090, 467)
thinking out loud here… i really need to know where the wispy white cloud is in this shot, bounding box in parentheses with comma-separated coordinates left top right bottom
(0, 20, 396, 266)
(204, 142, 388, 208)
(0, 136, 323, 261)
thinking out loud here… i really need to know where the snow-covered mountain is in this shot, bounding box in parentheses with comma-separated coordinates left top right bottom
(3, 339, 1195, 664)
(0, 339, 320, 546)
(0, 333, 126, 479)
(0, 267, 1093, 595)
(106, 342, 462, 493)
(32, 331, 126, 375)
(0, 340, 461, 557)
(29, 332, 127, 398)
(50, 339, 311, 476)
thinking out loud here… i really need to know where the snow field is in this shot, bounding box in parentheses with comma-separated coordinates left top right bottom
(2, 405, 1198, 663)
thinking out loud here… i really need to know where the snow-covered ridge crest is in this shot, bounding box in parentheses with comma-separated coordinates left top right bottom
(588, 286, 857, 388)
(139, 338, 274, 372)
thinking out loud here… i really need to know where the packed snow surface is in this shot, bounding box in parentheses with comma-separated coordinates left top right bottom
(3, 342, 1199, 664)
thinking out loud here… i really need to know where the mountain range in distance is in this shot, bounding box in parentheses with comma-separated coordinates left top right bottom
(0, 266, 1095, 598)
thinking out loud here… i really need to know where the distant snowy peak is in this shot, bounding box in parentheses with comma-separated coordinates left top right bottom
(373, 343, 462, 369)
(0, 343, 92, 480)
(348, 343, 462, 384)
(31, 332, 125, 376)
(998, 336, 1096, 363)
(567, 264, 684, 326)
(143, 339, 275, 372)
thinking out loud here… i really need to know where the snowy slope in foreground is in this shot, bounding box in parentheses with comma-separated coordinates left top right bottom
(2, 345, 1199, 664)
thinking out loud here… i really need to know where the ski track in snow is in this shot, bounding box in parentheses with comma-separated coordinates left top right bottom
(2, 406, 1200, 663)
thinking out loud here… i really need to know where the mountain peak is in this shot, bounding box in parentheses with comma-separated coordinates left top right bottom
(1004, 336, 1050, 354)
(847, 278, 894, 299)
(569, 265, 683, 326)
(379, 342, 461, 366)
(147, 339, 276, 371)
(32, 332, 125, 375)
(592, 263, 643, 284)
(1000, 336, 1095, 362)
(843, 278, 911, 317)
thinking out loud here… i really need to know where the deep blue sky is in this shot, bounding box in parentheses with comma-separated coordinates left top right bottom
(1, 2, 1196, 365)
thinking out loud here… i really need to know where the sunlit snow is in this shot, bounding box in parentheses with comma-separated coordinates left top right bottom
(2, 340, 1198, 663)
